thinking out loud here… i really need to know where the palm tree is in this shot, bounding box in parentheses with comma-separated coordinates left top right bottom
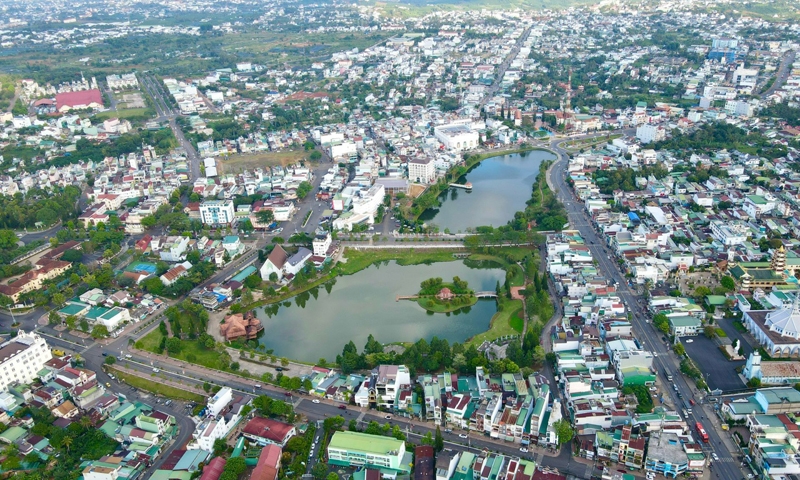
(62, 436, 73, 453)
(80, 416, 92, 429)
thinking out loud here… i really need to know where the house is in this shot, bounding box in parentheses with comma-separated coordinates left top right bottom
(668, 316, 702, 336)
(219, 312, 264, 341)
(160, 261, 193, 287)
(284, 247, 312, 277)
(242, 417, 296, 447)
(251, 444, 282, 480)
(260, 245, 289, 281)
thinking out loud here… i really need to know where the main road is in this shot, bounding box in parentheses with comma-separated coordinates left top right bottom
(760, 49, 796, 100)
(547, 137, 746, 480)
(479, 25, 532, 108)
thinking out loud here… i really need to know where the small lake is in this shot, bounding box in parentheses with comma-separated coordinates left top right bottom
(255, 261, 505, 362)
(418, 149, 556, 232)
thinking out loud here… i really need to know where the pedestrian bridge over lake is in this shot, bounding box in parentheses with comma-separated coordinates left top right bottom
(396, 291, 497, 301)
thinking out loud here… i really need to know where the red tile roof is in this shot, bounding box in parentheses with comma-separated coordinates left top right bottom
(56, 89, 103, 109)
(242, 417, 294, 444)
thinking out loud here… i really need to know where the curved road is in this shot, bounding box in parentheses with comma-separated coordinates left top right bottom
(547, 137, 746, 480)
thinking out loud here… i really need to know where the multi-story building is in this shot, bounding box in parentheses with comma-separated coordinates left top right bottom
(636, 124, 665, 144)
(0, 331, 52, 392)
(434, 124, 479, 151)
(327, 431, 411, 474)
(408, 158, 436, 184)
(199, 200, 236, 226)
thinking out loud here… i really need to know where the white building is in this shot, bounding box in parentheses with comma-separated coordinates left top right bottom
(193, 419, 229, 452)
(0, 331, 52, 392)
(106, 73, 139, 90)
(351, 184, 385, 220)
(207, 387, 233, 417)
(636, 124, 666, 144)
(710, 220, 748, 246)
(744, 299, 800, 358)
(408, 158, 436, 184)
(200, 200, 236, 226)
(313, 232, 332, 257)
(203, 157, 218, 177)
(434, 124, 479, 151)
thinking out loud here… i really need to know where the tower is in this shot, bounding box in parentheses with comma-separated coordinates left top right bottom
(564, 68, 573, 131)
(772, 245, 787, 278)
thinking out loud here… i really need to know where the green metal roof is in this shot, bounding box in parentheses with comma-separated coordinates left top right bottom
(328, 431, 404, 455)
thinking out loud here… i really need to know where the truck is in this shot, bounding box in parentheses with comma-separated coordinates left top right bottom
(683, 398, 693, 415)
(664, 367, 673, 382)
(695, 422, 709, 443)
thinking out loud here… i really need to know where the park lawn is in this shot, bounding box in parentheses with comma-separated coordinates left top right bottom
(138, 329, 164, 353)
(510, 310, 524, 333)
(416, 296, 477, 313)
(111, 368, 206, 402)
(171, 340, 231, 371)
(337, 248, 459, 276)
(507, 264, 525, 287)
(219, 150, 311, 174)
(93, 108, 155, 121)
(466, 299, 523, 347)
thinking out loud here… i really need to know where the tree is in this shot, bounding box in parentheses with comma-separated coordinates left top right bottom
(310, 150, 322, 161)
(203, 382, 211, 392)
(553, 419, 574, 446)
(213, 438, 228, 457)
(748, 377, 762, 388)
(269, 272, 279, 283)
(704, 326, 717, 339)
(91, 325, 109, 339)
(435, 425, 444, 452)
(256, 209, 275, 225)
(104, 356, 116, 365)
(297, 181, 313, 199)
(166, 337, 182, 354)
(674, 343, 685, 356)
(693, 286, 711, 298)
(312, 462, 329, 480)
(48, 310, 61, 325)
(720, 276, 735, 292)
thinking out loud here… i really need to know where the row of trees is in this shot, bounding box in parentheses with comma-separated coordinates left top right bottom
(0, 185, 81, 230)
(335, 334, 521, 376)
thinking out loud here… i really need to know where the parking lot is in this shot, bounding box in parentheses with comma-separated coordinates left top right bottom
(680, 334, 746, 392)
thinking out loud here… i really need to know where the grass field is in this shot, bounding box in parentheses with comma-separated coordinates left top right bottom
(93, 108, 155, 121)
(337, 248, 459, 276)
(111, 368, 206, 402)
(138, 329, 163, 353)
(219, 150, 310, 174)
(510, 310, 524, 333)
(466, 299, 523, 347)
(171, 339, 232, 370)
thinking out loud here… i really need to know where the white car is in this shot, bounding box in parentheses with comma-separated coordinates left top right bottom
(519, 447, 528, 453)
(459, 434, 468, 439)
(685, 339, 694, 343)
(712, 453, 719, 461)
(312, 399, 320, 404)
(153, 368, 160, 373)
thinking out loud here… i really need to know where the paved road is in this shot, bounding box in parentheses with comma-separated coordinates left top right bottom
(139, 74, 202, 182)
(480, 26, 533, 108)
(760, 49, 796, 99)
(547, 137, 746, 480)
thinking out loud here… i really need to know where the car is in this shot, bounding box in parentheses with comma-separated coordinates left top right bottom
(712, 453, 719, 461)
(153, 368, 160, 373)
(685, 339, 693, 343)
(275, 367, 284, 372)
(102, 352, 108, 357)
(459, 434, 468, 439)
(689, 399, 695, 405)
(312, 399, 320, 404)
(106, 382, 111, 387)
(384, 415, 391, 419)
(125, 354, 132, 359)
(255, 385, 261, 389)
(284, 392, 292, 396)
(338, 405, 347, 410)
(649, 387, 657, 392)
(519, 447, 528, 453)
(677, 392, 683, 398)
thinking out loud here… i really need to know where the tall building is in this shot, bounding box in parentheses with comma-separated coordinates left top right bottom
(199, 200, 236, 226)
(408, 158, 436, 184)
(0, 331, 52, 392)
(327, 431, 411, 474)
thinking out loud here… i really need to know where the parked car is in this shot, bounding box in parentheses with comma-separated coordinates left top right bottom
(338, 405, 347, 410)
(312, 399, 320, 404)
(519, 447, 528, 453)
(459, 434, 468, 439)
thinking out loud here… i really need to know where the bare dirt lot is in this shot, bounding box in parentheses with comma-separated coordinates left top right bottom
(219, 150, 310, 174)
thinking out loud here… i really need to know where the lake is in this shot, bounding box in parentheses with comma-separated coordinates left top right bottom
(419, 149, 556, 232)
(255, 260, 505, 362)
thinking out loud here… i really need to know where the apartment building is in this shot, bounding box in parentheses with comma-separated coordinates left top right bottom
(0, 331, 53, 392)
(199, 200, 236, 226)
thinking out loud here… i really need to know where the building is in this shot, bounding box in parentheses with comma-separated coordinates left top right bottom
(743, 297, 800, 357)
(415, 446, 435, 480)
(207, 387, 233, 417)
(434, 124, 479, 151)
(645, 433, 705, 478)
(106, 73, 139, 90)
(160, 261, 193, 287)
(251, 444, 282, 480)
(55, 89, 104, 112)
(242, 417, 296, 447)
(327, 431, 412, 475)
(0, 331, 52, 392)
(199, 200, 236, 226)
(260, 245, 289, 281)
(710, 221, 749, 247)
(636, 124, 666, 144)
(313, 232, 332, 257)
(370, 365, 411, 409)
(743, 352, 800, 385)
(408, 158, 436, 184)
(0, 258, 72, 303)
(668, 316, 702, 336)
